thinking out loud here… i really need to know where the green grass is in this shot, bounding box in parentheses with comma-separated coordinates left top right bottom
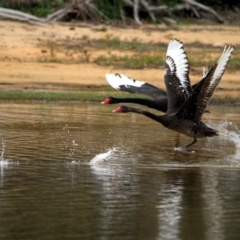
(94, 54, 165, 69)
(55, 36, 165, 53)
(0, 91, 102, 101)
(0, 90, 240, 105)
(38, 36, 240, 69)
(0, 90, 150, 102)
(227, 57, 240, 70)
(95, 37, 157, 52)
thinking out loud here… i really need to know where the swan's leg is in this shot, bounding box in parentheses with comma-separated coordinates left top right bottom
(185, 136, 197, 148)
(174, 136, 197, 151)
(174, 133, 181, 147)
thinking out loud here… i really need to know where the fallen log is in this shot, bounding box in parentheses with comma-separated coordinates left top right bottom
(0, 7, 47, 26)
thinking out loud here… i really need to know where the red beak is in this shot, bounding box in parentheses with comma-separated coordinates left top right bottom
(112, 107, 121, 113)
(101, 98, 110, 104)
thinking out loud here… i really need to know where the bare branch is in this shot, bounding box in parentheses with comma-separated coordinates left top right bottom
(168, 3, 186, 12)
(122, 0, 134, 7)
(148, 5, 168, 12)
(47, 1, 108, 23)
(120, 7, 126, 24)
(181, 0, 224, 23)
(46, 8, 69, 22)
(133, 0, 142, 25)
(190, 5, 200, 18)
(140, 0, 156, 22)
(87, 1, 108, 20)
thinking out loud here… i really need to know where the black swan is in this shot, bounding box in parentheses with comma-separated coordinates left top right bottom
(113, 39, 234, 150)
(102, 64, 205, 112)
(102, 73, 168, 112)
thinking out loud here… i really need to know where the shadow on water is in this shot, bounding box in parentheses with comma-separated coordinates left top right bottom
(0, 103, 240, 239)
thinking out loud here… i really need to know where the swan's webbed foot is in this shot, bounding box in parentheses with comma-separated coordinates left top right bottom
(174, 136, 197, 151)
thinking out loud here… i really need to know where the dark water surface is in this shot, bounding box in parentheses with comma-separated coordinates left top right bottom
(0, 103, 240, 240)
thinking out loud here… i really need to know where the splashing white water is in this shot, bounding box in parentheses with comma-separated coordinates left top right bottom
(0, 159, 9, 167)
(89, 148, 116, 165)
(0, 138, 9, 167)
(207, 119, 240, 148)
(0, 137, 18, 167)
(0, 138, 6, 160)
(0, 138, 19, 182)
(174, 145, 195, 153)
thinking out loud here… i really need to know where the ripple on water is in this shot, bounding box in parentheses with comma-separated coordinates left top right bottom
(0, 103, 240, 240)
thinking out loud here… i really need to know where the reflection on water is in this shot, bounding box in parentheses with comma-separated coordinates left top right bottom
(157, 178, 183, 240)
(202, 169, 224, 240)
(0, 103, 240, 239)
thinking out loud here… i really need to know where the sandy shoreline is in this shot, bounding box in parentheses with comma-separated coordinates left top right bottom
(0, 20, 239, 93)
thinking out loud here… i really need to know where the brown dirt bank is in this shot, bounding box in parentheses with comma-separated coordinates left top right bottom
(0, 20, 239, 97)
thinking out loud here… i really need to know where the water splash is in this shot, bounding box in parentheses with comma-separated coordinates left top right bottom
(89, 148, 116, 165)
(0, 137, 5, 159)
(207, 119, 240, 148)
(68, 160, 81, 165)
(0, 138, 19, 184)
(174, 145, 195, 153)
(0, 159, 9, 168)
(61, 126, 79, 161)
(0, 138, 9, 166)
(0, 137, 18, 167)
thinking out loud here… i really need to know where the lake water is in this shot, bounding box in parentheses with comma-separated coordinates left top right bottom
(0, 102, 240, 240)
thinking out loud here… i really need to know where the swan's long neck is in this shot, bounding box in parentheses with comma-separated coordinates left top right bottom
(126, 106, 163, 123)
(114, 97, 166, 111)
(118, 97, 152, 104)
(140, 110, 161, 122)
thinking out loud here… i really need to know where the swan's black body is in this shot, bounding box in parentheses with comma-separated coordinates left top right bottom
(113, 39, 234, 149)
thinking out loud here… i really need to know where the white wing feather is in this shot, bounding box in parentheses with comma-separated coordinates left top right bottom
(165, 39, 189, 93)
(105, 73, 145, 90)
(207, 45, 234, 93)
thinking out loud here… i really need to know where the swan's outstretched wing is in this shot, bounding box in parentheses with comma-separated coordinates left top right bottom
(164, 39, 191, 113)
(105, 73, 167, 100)
(178, 45, 234, 121)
